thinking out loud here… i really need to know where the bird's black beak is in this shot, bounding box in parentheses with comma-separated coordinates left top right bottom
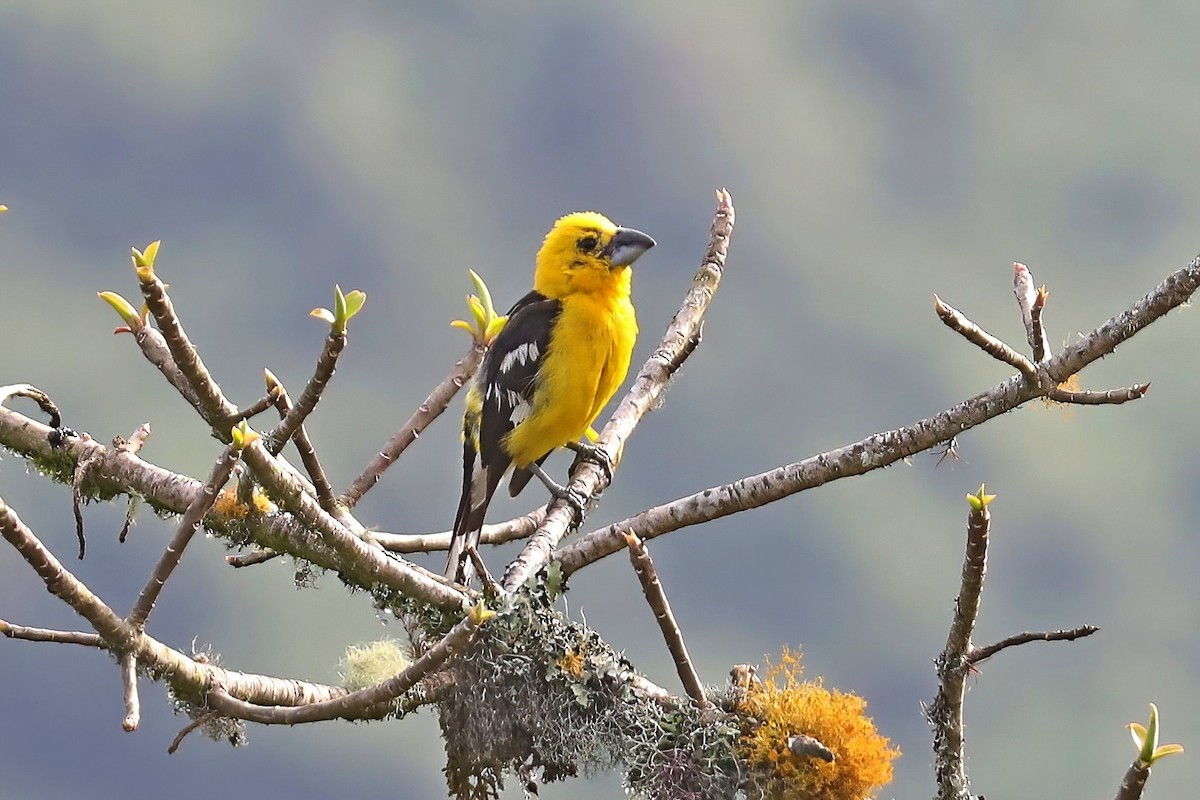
(605, 227, 656, 268)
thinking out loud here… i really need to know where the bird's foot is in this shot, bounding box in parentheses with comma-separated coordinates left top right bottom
(565, 440, 614, 487)
(530, 463, 591, 529)
(543, 481, 590, 530)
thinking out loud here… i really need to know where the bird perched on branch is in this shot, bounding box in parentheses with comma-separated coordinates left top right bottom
(446, 212, 656, 583)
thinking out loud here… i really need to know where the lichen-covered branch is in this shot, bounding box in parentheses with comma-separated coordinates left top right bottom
(0, 405, 465, 611)
(0, 494, 352, 707)
(207, 610, 488, 724)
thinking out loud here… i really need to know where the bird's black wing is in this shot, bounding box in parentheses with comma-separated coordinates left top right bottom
(478, 291, 561, 481)
(447, 291, 561, 581)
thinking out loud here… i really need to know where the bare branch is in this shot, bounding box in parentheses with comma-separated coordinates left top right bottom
(0, 620, 103, 647)
(2, 493, 362, 709)
(624, 531, 708, 709)
(933, 294, 1038, 381)
(340, 342, 485, 510)
(968, 625, 1100, 665)
(1114, 761, 1151, 800)
(1013, 262, 1052, 361)
(929, 489, 992, 800)
(228, 391, 279, 424)
(364, 507, 546, 554)
(264, 327, 346, 455)
(556, 253, 1200, 575)
(1047, 384, 1150, 405)
(0, 383, 63, 428)
(226, 548, 280, 568)
(263, 369, 337, 513)
(168, 711, 223, 754)
(503, 189, 735, 591)
(137, 262, 239, 428)
(130, 325, 201, 408)
(121, 653, 140, 731)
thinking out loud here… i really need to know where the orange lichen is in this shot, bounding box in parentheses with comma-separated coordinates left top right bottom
(557, 645, 585, 679)
(212, 487, 274, 519)
(738, 647, 898, 800)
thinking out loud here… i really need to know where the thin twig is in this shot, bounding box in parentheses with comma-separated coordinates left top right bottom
(363, 507, 546, 554)
(127, 443, 241, 628)
(264, 369, 337, 511)
(137, 263, 239, 428)
(0, 619, 104, 647)
(502, 189, 735, 591)
(121, 652, 140, 731)
(340, 342, 486, 509)
(967, 625, 1099, 665)
(928, 489, 992, 800)
(229, 392, 279, 423)
(624, 531, 708, 709)
(1013, 263, 1052, 361)
(115, 423, 152, 454)
(466, 546, 501, 595)
(1047, 384, 1150, 405)
(167, 711, 223, 754)
(71, 452, 101, 560)
(206, 611, 489, 724)
(226, 548, 280, 568)
(0, 383, 63, 428)
(934, 294, 1038, 382)
(1030, 286, 1050, 362)
(1113, 761, 1151, 800)
(264, 329, 345, 454)
(130, 326, 201, 408)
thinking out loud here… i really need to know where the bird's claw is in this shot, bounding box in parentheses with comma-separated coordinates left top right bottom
(566, 440, 614, 487)
(545, 482, 590, 529)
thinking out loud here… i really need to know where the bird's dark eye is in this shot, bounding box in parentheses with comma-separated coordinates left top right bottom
(577, 235, 599, 252)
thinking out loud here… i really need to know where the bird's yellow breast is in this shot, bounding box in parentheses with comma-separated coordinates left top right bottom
(503, 292, 637, 467)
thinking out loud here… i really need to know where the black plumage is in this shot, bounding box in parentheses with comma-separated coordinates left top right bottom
(446, 292, 562, 580)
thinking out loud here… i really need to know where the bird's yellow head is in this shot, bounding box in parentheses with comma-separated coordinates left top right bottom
(533, 212, 656, 300)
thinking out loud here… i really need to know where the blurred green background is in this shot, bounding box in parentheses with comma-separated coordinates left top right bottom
(2, 3, 1199, 798)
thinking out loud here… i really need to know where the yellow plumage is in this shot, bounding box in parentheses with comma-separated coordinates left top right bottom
(447, 212, 655, 582)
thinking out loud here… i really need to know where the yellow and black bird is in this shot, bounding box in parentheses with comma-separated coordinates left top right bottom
(446, 212, 656, 583)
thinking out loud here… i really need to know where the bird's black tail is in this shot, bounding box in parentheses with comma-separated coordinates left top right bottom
(446, 442, 507, 583)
